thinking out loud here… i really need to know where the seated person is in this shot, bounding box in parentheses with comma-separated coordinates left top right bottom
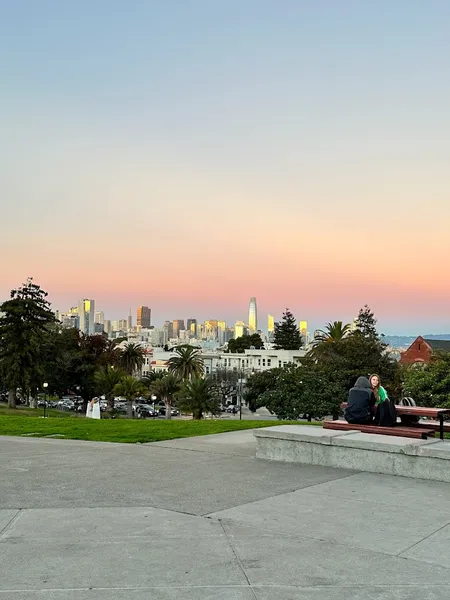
(344, 376, 376, 425)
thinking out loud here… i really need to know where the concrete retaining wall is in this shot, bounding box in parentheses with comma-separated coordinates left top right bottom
(254, 425, 450, 483)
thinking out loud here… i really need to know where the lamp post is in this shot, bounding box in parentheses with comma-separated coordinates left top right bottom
(151, 394, 157, 415)
(43, 382, 48, 418)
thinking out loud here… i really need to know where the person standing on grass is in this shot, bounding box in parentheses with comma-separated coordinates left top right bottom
(344, 376, 376, 425)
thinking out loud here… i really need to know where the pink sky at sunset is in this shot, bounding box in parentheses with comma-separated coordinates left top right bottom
(1, 2, 450, 334)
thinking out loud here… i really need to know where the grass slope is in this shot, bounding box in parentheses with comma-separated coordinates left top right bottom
(0, 410, 317, 443)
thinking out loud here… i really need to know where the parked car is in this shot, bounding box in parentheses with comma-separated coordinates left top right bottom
(226, 405, 238, 414)
(136, 405, 159, 418)
(158, 406, 180, 417)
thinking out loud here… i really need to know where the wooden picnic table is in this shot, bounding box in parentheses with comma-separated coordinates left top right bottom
(340, 403, 450, 440)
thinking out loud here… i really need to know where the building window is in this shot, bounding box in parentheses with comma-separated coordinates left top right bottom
(262, 359, 266, 366)
(279, 361, 282, 367)
(418, 343, 421, 351)
(205, 366, 210, 374)
(258, 359, 261, 366)
(267, 359, 271, 367)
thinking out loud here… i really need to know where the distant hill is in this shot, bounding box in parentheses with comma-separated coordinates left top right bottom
(383, 334, 450, 349)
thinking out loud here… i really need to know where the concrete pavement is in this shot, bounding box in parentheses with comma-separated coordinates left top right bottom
(2, 430, 450, 598)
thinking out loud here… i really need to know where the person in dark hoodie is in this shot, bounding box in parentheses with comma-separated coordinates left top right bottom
(344, 376, 376, 424)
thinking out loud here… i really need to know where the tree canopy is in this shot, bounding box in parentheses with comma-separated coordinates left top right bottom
(403, 352, 450, 408)
(227, 334, 264, 353)
(0, 278, 55, 407)
(273, 309, 302, 350)
(168, 345, 204, 380)
(177, 376, 220, 419)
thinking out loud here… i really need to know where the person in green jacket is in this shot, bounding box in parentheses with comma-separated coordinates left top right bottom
(369, 374, 388, 405)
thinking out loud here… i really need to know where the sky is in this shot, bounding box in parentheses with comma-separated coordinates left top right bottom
(1, 1, 450, 334)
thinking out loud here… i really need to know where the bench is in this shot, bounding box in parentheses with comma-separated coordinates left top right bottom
(323, 420, 436, 440)
(340, 402, 450, 439)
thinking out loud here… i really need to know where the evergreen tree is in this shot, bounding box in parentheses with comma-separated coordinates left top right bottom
(0, 278, 55, 407)
(227, 334, 264, 353)
(273, 308, 302, 350)
(354, 305, 379, 339)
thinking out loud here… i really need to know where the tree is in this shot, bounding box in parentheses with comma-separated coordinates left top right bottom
(119, 342, 145, 376)
(41, 326, 83, 398)
(94, 366, 125, 414)
(168, 345, 204, 381)
(273, 309, 302, 350)
(177, 376, 220, 419)
(99, 339, 123, 371)
(227, 334, 264, 353)
(315, 321, 351, 343)
(403, 352, 450, 408)
(0, 278, 55, 407)
(113, 375, 145, 418)
(141, 371, 166, 386)
(150, 374, 181, 419)
(243, 369, 280, 413)
(212, 368, 239, 407)
(354, 305, 379, 339)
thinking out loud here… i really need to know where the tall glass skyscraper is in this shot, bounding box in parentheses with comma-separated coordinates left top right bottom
(248, 297, 258, 333)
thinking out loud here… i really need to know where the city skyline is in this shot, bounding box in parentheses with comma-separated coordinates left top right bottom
(2, 2, 450, 334)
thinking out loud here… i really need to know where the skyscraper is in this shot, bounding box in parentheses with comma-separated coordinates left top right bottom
(268, 314, 275, 334)
(78, 299, 95, 335)
(94, 311, 104, 325)
(172, 319, 185, 338)
(187, 319, 197, 337)
(137, 306, 151, 329)
(248, 297, 257, 333)
(127, 309, 133, 331)
(234, 321, 247, 338)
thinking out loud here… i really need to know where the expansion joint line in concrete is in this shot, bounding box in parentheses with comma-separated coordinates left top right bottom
(397, 519, 450, 557)
(0, 509, 22, 539)
(218, 520, 258, 599)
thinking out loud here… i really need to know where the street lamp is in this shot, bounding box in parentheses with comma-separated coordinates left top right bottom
(151, 394, 157, 412)
(43, 382, 48, 418)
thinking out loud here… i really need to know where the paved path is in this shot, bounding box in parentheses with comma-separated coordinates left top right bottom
(1, 431, 450, 598)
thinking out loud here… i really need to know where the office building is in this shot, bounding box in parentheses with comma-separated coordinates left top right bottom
(248, 297, 257, 333)
(234, 321, 247, 338)
(268, 314, 275, 334)
(137, 306, 151, 329)
(127, 309, 132, 331)
(94, 311, 104, 325)
(187, 319, 197, 337)
(78, 299, 95, 335)
(163, 320, 173, 340)
(172, 319, 185, 338)
(218, 320, 227, 344)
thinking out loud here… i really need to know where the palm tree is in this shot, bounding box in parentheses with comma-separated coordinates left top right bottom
(315, 321, 351, 343)
(150, 374, 181, 420)
(168, 345, 204, 381)
(119, 343, 145, 376)
(94, 366, 124, 414)
(100, 340, 122, 370)
(178, 376, 220, 420)
(113, 375, 145, 418)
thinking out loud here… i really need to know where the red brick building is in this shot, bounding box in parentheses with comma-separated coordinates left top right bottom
(400, 336, 450, 365)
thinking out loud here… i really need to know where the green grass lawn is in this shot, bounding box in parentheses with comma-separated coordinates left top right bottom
(0, 406, 317, 443)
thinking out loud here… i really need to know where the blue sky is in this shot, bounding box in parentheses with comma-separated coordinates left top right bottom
(1, 1, 450, 334)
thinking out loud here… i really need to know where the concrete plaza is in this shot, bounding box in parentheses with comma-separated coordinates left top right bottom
(1, 430, 450, 599)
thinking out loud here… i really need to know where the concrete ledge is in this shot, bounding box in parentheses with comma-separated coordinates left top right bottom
(255, 426, 450, 483)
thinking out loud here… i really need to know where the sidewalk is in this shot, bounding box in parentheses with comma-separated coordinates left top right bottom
(1, 431, 450, 598)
